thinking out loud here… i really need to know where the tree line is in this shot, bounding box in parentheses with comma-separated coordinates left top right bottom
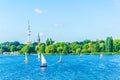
(0, 37, 120, 55)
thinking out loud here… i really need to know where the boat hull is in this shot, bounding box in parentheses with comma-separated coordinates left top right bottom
(24, 60, 29, 63)
(40, 65, 47, 67)
(37, 58, 41, 60)
(58, 60, 62, 63)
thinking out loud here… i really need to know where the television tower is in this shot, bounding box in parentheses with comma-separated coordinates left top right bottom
(27, 20, 31, 44)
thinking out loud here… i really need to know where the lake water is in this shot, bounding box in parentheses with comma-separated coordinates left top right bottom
(0, 55, 120, 80)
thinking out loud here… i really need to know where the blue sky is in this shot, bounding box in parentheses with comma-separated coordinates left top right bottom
(0, 0, 120, 43)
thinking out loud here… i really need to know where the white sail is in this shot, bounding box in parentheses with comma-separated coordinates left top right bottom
(38, 54, 40, 58)
(100, 54, 103, 59)
(58, 55, 62, 63)
(41, 54, 47, 64)
(25, 55, 28, 60)
(80, 54, 82, 57)
(60, 55, 62, 60)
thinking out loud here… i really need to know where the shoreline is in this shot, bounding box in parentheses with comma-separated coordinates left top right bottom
(0, 53, 120, 56)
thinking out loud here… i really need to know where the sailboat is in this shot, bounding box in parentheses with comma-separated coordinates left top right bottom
(24, 54, 29, 63)
(37, 54, 40, 61)
(100, 54, 103, 59)
(80, 54, 82, 58)
(58, 55, 62, 63)
(40, 54, 47, 67)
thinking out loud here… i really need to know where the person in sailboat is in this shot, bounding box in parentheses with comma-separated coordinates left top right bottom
(40, 54, 47, 67)
(80, 54, 82, 58)
(24, 53, 29, 63)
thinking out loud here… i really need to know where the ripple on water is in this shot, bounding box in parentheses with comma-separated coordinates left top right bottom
(0, 55, 120, 80)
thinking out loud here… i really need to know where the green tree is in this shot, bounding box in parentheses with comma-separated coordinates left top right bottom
(57, 47, 63, 54)
(1, 45, 10, 52)
(99, 42, 105, 52)
(10, 45, 17, 52)
(16, 44, 24, 52)
(69, 43, 80, 53)
(0, 48, 3, 54)
(20, 44, 35, 54)
(113, 39, 120, 52)
(45, 44, 56, 54)
(11, 41, 20, 46)
(55, 42, 69, 54)
(94, 41, 100, 52)
(88, 42, 94, 53)
(76, 48, 81, 54)
(105, 37, 113, 52)
(81, 43, 90, 53)
(83, 40, 91, 44)
(35, 43, 45, 54)
(46, 38, 54, 46)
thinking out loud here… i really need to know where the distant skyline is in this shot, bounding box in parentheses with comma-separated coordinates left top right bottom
(0, 0, 120, 43)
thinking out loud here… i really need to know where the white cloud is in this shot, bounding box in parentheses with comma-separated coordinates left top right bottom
(34, 8, 43, 14)
(53, 24, 64, 27)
